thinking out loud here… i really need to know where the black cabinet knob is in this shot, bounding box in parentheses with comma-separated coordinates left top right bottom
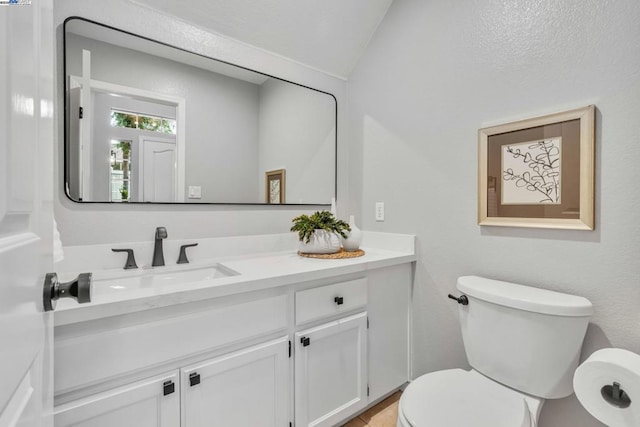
(334, 296, 344, 305)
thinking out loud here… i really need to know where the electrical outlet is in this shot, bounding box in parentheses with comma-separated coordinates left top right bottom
(375, 202, 385, 221)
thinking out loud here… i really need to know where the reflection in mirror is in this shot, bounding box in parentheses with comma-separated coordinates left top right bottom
(64, 18, 337, 204)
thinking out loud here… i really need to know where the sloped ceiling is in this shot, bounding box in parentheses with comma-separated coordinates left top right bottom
(130, 0, 394, 78)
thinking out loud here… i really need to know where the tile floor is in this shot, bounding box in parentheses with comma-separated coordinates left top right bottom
(341, 391, 401, 427)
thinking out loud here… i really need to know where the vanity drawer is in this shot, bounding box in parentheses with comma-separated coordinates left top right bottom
(55, 294, 288, 394)
(295, 278, 367, 325)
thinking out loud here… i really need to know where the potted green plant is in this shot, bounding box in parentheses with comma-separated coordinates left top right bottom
(291, 211, 350, 254)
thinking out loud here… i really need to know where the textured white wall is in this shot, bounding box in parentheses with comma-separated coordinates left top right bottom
(54, 0, 348, 245)
(347, 1, 640, 426)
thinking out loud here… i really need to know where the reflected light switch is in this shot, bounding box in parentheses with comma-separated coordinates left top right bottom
(188, 186, 202, 199)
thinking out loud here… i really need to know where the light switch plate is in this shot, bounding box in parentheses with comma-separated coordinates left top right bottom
(188, 186, 202, 199)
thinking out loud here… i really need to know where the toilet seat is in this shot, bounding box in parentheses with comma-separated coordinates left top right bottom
(399, 369, 535, 427)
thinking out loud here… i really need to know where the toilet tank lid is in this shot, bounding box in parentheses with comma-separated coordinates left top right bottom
(457, 276, 593, 317)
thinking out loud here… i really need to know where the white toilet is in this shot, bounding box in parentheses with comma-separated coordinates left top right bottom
(398, 276, 593, 427)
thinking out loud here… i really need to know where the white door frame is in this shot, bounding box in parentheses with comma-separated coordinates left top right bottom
(69, 75, 186, 202)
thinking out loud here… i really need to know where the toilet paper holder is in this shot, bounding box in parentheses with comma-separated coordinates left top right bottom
(601, 382, 632, 408)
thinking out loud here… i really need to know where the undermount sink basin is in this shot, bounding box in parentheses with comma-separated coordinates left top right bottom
(92, 263, 240, 293)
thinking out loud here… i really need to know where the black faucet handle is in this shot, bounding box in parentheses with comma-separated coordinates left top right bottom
(177, 243, 198, 264)
(112, 248, 138, 269)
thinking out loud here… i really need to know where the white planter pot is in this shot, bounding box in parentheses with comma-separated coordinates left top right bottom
(298, 230, 341, 254)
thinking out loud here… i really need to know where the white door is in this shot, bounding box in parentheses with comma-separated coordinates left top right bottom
(0, 1, 54, 427)
(54, 371, 180, 427)
(295, 313, 368, 427)
(181, 337, 290, 427)
(139, 137, 176, 202)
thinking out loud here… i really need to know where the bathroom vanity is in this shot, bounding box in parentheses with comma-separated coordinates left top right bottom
(55, 16, 413, 426)
(53, 232, 415, 427)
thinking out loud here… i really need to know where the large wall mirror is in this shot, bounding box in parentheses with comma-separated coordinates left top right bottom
(64, 17, 337, 204)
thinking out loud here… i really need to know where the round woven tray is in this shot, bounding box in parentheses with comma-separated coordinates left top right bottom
(297, 248, 365, 259)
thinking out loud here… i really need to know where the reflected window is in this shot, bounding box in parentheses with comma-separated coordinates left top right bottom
(111, 109, 176, 135)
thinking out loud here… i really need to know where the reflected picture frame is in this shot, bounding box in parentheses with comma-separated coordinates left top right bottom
(265, 169, 286, 204)
(478, 105, 595, 230)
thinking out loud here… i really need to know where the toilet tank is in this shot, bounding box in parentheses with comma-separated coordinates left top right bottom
(457, 276, 593, 399)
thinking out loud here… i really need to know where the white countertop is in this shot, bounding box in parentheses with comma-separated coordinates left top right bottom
(54, 232, 415, 326)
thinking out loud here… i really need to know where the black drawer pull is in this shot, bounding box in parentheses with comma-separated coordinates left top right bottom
(334, 296, 344, 305)
(189, 372, 201, 387)
(163, 380, 175, 396)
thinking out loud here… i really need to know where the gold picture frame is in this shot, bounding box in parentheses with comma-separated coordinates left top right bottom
(265, 169, 286, 204)
(478, 105, 595, 230)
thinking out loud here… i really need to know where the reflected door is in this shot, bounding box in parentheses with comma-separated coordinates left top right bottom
(68, 87, 82, 200)
(140, 137, 177, 202)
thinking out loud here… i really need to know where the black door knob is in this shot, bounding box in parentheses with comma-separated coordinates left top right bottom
(43, 272, 92, 312)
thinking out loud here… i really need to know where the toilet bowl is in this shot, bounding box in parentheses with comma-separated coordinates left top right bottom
(397, 276, 593, 427)
(397, 369, 541, 427)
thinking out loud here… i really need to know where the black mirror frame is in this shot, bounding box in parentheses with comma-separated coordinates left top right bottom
(63, 16, 337, 206)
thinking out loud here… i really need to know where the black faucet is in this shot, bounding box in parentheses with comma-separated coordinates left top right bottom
(152, 227, 168, 267)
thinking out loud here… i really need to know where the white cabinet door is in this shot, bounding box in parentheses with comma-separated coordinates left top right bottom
(54, 372, 180, 427)
(295, 312, 368, 427)
(367, 264, 411, 401)
(182, 337, 290, 427)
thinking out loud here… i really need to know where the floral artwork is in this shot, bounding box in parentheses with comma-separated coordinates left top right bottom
(479, 105, 594, 229)
(501, 137, 561, 204)
(265, 169, 285, 204)
(269, 180, 281, 204)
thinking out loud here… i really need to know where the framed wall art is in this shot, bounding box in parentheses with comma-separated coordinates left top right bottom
(265, 169, 286, 204)
(478, 105, 595, 230)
